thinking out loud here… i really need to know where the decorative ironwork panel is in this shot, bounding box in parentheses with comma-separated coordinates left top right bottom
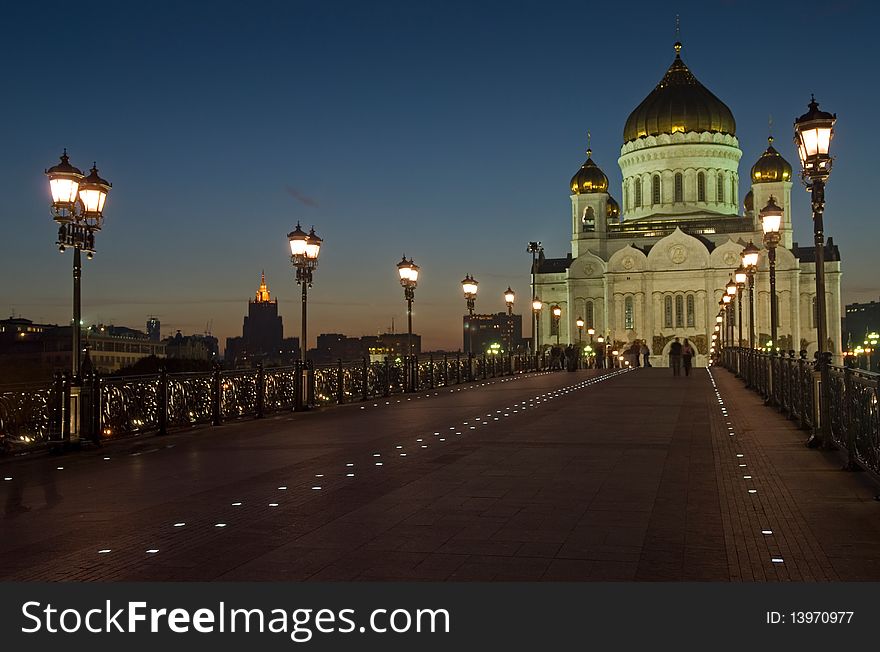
(0, 382, 58, 450)
(313, 367, 338, 406)
(417, 361, 432, 389)
(264, 368, 297, 412)
(167, 373, 214, 427)
(798, 360, 815, 431)
(221, 371, 259, 419)
(826, 367, 846, 448)
(849, 370, 880, 477)
(365, 363, 384, 397)
(100, 376, 160, 438)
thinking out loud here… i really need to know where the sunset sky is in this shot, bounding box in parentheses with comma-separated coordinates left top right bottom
(2, 0, 876, 351)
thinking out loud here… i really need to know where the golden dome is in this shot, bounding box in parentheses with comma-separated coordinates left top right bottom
(570, 149, 609, 194)
(743, 189, 754, 213)
(750, 137, 792, 183)
(607, 195, 620, 222)
(623, 42, 736, 143)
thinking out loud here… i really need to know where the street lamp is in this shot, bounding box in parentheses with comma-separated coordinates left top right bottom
(597, 334, 605, 369)
(865, 332, 879, 371)
(504, 287, 515, 315)
(551, 305, 562, 346)
(741, 241, 760, 349)
(46, 151, 112, 381)
(760, 196, 783, 351)
(735, 265, 747, 347)
(461, 274, 478, 354)
(289, 222, 322, 404)
(794, 96, 836, 358)
(461, 274, 479, 314)
(726, 278, 737, 348)
(576, 317, 584, 345)
(397, 255, 420, 357)
(527, 242, 542, 353)
(532, 298, 543, 364)
(795, 96, 836, 447)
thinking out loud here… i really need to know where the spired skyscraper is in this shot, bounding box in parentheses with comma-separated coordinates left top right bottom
(533, 40, 842, 366)
(243, 271, 283, 357)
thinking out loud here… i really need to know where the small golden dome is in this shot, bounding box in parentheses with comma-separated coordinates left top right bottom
(607, 195, 620, 222)
(623, 42, 736, 143)
(750, 137, 792, 183)
(743, 189, 754, 213)
(570, 149, 609, 194)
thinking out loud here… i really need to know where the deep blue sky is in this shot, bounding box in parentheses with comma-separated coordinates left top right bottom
(2, 0, 876, 351)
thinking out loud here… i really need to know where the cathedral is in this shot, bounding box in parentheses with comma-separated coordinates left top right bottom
(532, 41, 842, 367)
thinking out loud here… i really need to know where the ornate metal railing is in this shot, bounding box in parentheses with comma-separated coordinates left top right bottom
(721, 347, 879, 479)
(1, 354, 540, 452)
(0, 380, 61, 451)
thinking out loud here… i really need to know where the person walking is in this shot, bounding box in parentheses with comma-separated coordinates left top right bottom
(669, 337, 682, 376)
(682, 338, 695, 377)
(640, 341, 650, 367)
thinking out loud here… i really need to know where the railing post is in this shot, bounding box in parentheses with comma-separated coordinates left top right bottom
(256, 362, 265, 418)
(362, 357, 369, 401)
(158, 366, 168, 436)
(337, 358, 344, 405)
(92, 372, 103, 443)
(443, 354, 449, 386)
(456, 352, 461, 384)
(482, 354, 487, 380)
(211, 363, 222, 426)
(384, 357, 391, 397)
(413, 355, 419, 392)
(293, 360, 303, 412)
(428, 354, 434, 389)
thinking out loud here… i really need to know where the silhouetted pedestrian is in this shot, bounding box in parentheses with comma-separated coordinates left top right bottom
(669, 337, 682, 376)
(682, 338, 695, 376)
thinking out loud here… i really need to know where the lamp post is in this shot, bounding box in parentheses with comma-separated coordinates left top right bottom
(735, 265, 747, 347)
(46, 151, 112, 382)
(576, 317, 585, 368)
(726, 278, 737, 348)
(795, 96, 836, 448)
(741, 241, 760, 349)
(551, 305, 562, 346)
(722, 293, 733, 348)
(289, 223, 322, 405)
(397, 255, 420, 355)
(596, 334, 605, 369)
(761, 197, 783, 351)
(867, 332, 879, 371)
(504, 286, 515, 353)
(527, 242, 542, 353)
(532, 298, 543, 366)
(461, 274, 479, 354)
(587, 327, 595, 368)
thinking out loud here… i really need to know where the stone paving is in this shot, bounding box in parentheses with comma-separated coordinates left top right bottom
(2, 366, 879, 581)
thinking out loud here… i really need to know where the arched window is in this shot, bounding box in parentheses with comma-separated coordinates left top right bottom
(582, 206, 595, 232)
(624, 296, 634, 330)
(697, 172, 706, 202)
(634, 178, 642, 208)
(674, 172, 683, 203)
(585, 300, 594, 329)
(664, 296, 673, 328)
(717, 173, 724, 203)
(652, 175, 661, 205)
(686, 294, 695, 328)
(675, 295, 684, 328)
(624, 183, 629, 211)
(550, 312, 559, 337)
